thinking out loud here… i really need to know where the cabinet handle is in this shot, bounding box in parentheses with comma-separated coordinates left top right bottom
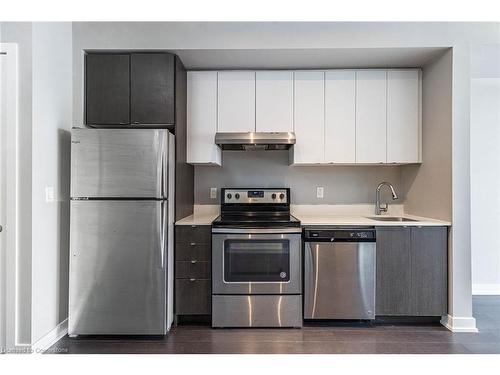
(191, 225, 197, 228)
(191, 260, 197, 264)
(190, 242, 196, 246)
(189, 278, 196, 282)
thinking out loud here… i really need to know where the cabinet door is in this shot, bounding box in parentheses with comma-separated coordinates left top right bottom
(355, 70, 387, 163)
(85, 54, 130, 125)
(325, 70, 356, 163)
(175, 279, 211, 315)
(387, 70, 420, 163)
(255, 71, 293, 132)
(410, 227, 448, 316)
(130, 53, 175, 125)
(376, 227, 412, 315)
(292, 71, 325, 164)
(217, 71, 255, 132)
(187, 71, 221, 165)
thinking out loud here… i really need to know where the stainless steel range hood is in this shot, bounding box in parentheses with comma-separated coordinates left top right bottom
(215, 132, 296, 151)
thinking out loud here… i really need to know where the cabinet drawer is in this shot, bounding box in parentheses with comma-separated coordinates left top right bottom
(176, 261, 211, 279)
(175, 225, 211, 244)
(175, 242, 211, 261)
(175, 279, 211, 315)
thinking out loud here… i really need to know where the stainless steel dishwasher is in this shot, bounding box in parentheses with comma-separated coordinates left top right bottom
(304, 227, 376, 320)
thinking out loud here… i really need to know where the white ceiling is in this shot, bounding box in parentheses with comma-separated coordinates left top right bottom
(173, 47, 449, 70)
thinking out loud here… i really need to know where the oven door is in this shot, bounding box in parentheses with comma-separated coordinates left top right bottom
(212, 228, 302, 295)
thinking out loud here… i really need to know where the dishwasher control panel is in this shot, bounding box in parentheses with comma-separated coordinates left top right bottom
(304, 227, 376, 242)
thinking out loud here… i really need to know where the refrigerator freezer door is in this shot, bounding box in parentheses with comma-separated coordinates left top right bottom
(69, 200, 167, 335)
(71, 128, 168, 198)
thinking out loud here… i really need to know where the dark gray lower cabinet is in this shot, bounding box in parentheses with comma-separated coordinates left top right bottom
(376, 226, 448, 317)
(175, 225, 211, 316)
(376, 227, 411, 315)
(411, 227, 448, 316)
(175, 279, 211, 315)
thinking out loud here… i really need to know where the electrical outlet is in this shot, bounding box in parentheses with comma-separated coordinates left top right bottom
(316, 186, 324, 199)
(45, 186, 55, 203)
(210, 188, 217, 199)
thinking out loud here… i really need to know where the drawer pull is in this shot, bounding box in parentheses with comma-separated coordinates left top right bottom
(191, 225, 197, 228)
(190, 260, 197, 264)
(190, 242, 196, 246)
(189, 278, 196, 282)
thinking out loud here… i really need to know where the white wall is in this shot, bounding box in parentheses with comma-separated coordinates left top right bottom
(0, 22, 33, 345)
(31, 22, 72, 344)
(470, 44, 500, 295)
(0, 22, 72, 346)
(402, 50, 452, 222)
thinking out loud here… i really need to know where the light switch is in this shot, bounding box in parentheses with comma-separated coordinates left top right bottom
(210, 188, 217, 199)
(45, 186, 55, 202)
(316, 187, 324, 199)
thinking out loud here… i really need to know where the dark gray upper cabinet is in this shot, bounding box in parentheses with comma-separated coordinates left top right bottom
(376, 227, 411, 315)
(85, 54, 130, 125)
(410, 227, 448, 316)
(376, 226, 448, 317)
(131, 53, 175, 125)
(85, 52, 175, 126)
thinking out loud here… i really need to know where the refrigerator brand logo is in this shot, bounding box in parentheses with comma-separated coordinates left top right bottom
(71, 141, 80, 144)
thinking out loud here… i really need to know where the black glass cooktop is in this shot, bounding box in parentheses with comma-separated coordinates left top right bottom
(212, 213, 301, 228)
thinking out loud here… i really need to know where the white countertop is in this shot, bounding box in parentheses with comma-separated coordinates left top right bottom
(175, 212, 219, 226)
(175, 205, 451, 227)
(296, 213, 450, 227)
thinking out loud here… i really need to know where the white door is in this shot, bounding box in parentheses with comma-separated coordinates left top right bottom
(217, 71, 255, 133)
(325, 70, 356, 163)
(355, 70, 387, 163)
(187, 71, 221, 165)
(256, 71, 293, 132)
(387, 69, 421, 163)
(0, 43, 18, 350)
(293, 71, 325, 164)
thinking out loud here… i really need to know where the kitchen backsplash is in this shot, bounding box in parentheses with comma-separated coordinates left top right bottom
(194, 151, 405, 205)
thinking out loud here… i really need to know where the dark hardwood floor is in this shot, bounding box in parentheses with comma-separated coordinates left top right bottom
(47, 296, 500, 354)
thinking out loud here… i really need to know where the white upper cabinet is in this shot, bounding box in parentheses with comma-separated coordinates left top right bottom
(387, 69, 421, 163)
(255, 71, 294, 132)
(217, 71, 256, 133)
(325, 70, 356, 163)
(187, 71, 221, 165)
(293, 71, 325, 164)
(355, 70, 387, 163)
(186, 69, 421, 166)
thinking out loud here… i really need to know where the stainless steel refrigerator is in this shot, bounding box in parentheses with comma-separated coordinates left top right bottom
(68, 128, 175, 335)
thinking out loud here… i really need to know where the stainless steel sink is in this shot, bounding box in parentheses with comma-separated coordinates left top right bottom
(366, 216, 419, 222)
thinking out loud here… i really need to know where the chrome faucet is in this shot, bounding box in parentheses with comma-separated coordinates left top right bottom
(375, 182, 398, 215)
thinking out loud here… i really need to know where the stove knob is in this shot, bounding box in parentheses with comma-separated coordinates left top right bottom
(271, 193, 277, 199)
(226, 193, 232, 199)
(235, 193, 240, 199)
(279, 193, 285, 200)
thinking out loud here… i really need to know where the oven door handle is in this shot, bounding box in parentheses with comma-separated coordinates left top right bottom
(211, 227, 302, 234)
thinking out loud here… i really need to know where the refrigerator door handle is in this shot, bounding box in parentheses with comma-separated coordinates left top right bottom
(156, 201, 165, 269)
(155, 131, 163, 199)
(162, 131, 168, 199)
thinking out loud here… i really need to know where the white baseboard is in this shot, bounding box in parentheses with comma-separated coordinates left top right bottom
(472, 283, 500, 295)
(31, 319, 68, 353)
(440, 315, 478, 333)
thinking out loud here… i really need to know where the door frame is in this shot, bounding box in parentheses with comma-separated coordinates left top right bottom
(0, 43, 19, 351)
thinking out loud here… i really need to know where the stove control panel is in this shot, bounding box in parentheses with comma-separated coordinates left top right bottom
(223, 189, 288, 204)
